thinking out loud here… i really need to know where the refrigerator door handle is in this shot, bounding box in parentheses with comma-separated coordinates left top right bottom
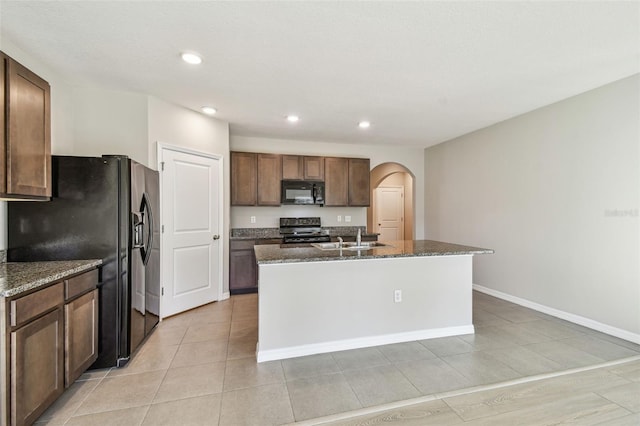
(141, 192, 154, 266)
(132, 212, 144, 249)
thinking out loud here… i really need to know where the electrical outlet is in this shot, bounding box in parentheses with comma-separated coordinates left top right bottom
(394, 289, 402, 303)
(250, 216, 256, 224)
(337, 215, 342, 222)
(345, 216, 351, 222)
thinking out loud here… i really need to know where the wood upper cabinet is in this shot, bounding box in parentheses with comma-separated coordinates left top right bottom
(282, 155, 324, 180)
(257, 154, 282, 206)
(282, 155, 303, 180)
(231, 150, 369, 207)
(324, 157, 370, 207)
(324, 157, 348, 206)
(231, 152, 257, 205)
(303, 156, 324, 180)
(348, 158, 371, 206)
(1, 52, 51, 199)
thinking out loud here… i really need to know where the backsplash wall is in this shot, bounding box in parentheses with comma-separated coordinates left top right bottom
(231, 206, 367, 229)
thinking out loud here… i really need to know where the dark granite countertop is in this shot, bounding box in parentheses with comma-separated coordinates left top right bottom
(0, 259, 103, 298)
(230, 228, 281, 240)
(254, 240, 493, 264)
(230, 226, 378, 241)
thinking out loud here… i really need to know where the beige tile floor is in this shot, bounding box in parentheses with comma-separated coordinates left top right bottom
(35, 291, 640, 425)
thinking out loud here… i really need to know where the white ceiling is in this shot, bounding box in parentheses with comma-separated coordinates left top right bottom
(1, 1, 638, 148)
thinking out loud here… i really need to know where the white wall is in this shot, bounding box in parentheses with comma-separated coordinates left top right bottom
(0, 36, 77, 250)
(0, 36, 76, 155)
(424, 74, 640, 339)
(231, 136, 425, 237)
(148, 97, 231, 294)
(72, 87, 149, 166)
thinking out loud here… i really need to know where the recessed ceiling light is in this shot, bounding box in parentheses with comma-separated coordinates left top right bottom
(358, 121, 371, 129)
(181, 52, 202, 65)
(286, 115, 299, 123)
(201, 106, 217, 115)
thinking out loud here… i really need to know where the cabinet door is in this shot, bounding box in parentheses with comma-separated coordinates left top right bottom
(257, 153, 282, 206)
(348, 158, 371, 206)
(6, 57, 51, 198)
(303, 156, 324, 180)
(231, 152, 257, 205)
(229, 249, 257, 293)
(324, 157, 348, 206)
(0, 54, 5, 194)
(11, 308, 64, 426)
(65, 289, 99, 387)
(282, 155, 303, 180)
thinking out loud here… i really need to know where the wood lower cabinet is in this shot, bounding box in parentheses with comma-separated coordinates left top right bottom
(1, 51, 51, 200)
(64, 289, 98, 387)
(257, 154, 282, 206)
(230, 241, 257, 294)
(9, 284, 64, 426)
(324, 157, 349, 206)
(231, 152, 257, 206)
(2, 269, 98, 426)
(230, 239, 281, 293)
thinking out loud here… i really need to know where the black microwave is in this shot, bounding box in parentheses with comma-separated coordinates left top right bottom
(281, 180, 324, 205)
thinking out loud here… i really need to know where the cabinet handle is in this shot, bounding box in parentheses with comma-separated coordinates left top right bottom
(213, 235, 220, 240)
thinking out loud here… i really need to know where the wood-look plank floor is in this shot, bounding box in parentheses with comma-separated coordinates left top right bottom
(302, 358, 640, 425)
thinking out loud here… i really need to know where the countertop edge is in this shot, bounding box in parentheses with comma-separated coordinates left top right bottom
(1, 259, 103, 298)
(255, 243, 494, 265)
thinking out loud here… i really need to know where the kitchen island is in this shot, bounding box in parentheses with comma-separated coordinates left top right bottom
(254, 240, 493, 362)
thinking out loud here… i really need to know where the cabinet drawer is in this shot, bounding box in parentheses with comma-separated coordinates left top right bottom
(230, 240, 256, 250)
(64, 269, 98, 301)
(255, 238, 282, 245)
(10, 282, 64, 328)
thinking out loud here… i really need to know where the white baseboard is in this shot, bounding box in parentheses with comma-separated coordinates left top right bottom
(473, 284, 640, 345)
(256, 325, 474, 363)
(220, 291, 230, 301)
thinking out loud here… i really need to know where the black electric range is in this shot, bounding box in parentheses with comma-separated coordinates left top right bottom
(279, 217, 331, 244)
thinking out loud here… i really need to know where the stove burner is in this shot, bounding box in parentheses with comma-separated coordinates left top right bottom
(279, 217, 331, 244)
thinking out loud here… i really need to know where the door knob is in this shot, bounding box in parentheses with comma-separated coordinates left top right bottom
(213, 235, 220, 240)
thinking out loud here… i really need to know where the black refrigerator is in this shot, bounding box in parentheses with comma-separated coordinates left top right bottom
(8, 155, 160, 368)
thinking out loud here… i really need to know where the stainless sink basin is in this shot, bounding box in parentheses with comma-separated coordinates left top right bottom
(311, 241, 392, 251)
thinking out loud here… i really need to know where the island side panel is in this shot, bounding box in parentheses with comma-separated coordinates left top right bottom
(257, 255, 474, 362)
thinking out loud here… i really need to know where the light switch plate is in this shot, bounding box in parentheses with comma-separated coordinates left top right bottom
(250, 216, 256, 224)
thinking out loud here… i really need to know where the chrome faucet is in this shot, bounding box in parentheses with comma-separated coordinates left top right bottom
(356, 229, 362, 246)
(337, 236, 344, 248)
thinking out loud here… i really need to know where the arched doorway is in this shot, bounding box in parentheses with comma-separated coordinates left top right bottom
(368, 163, 415, 241)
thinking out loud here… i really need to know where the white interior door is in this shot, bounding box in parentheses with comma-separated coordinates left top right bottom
(375, 186, 404, 241)
(159, 145, 222, 317)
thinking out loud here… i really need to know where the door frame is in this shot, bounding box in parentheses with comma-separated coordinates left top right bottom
(156, 142, 225, 318)
(373, 185, 405, 241)
(368, 163, 415, 241)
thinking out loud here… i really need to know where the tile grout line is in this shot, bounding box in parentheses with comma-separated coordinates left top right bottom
(289, 355, 640, 425)
(59, 369, 111, 424)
